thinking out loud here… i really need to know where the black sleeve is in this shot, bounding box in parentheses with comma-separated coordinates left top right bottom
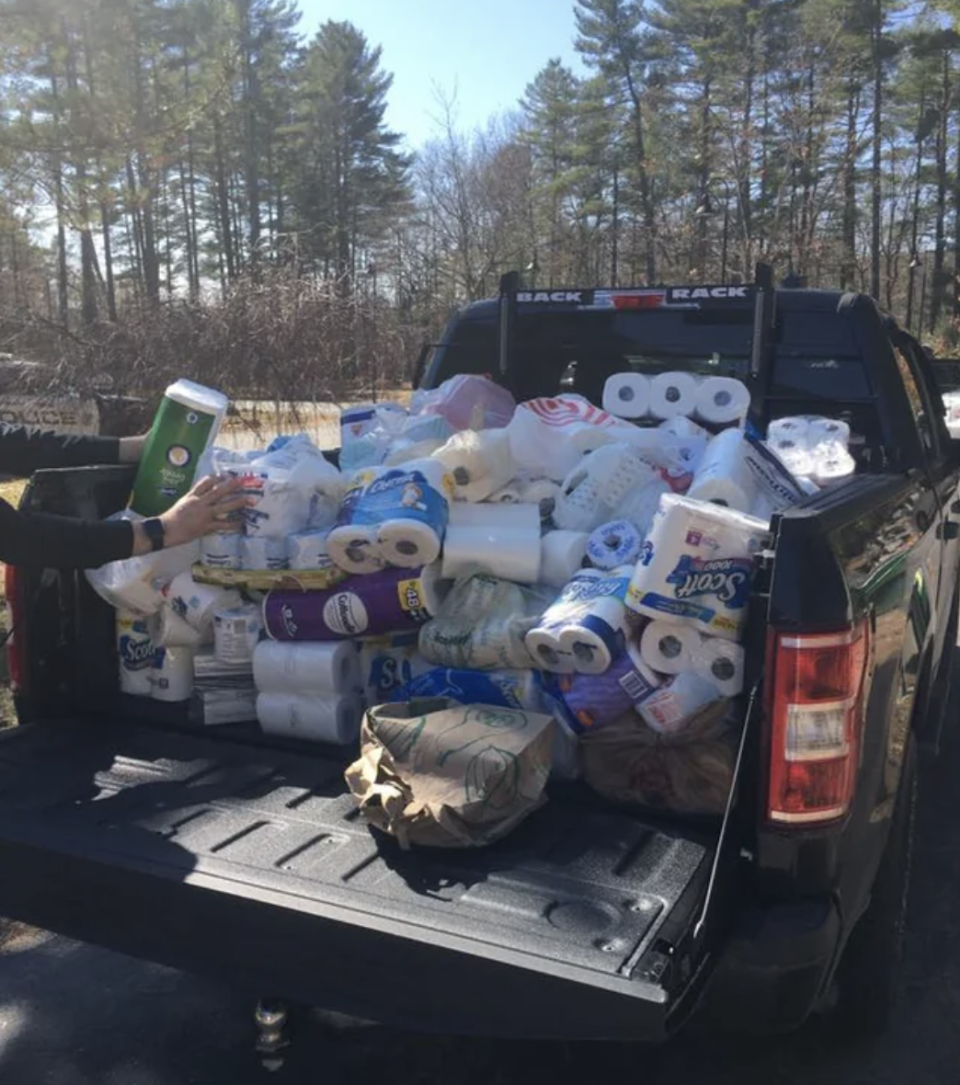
(0, 424, 121, 477)
(0, 497, 134, 569)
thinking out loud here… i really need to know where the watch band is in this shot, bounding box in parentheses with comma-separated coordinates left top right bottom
(142, 518, 166, 553)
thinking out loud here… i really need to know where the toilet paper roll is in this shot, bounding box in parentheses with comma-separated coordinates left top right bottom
(441, 502, 541, 583)
(117, 611, 156, 697)
(264, 564, 448, 641)
(487, 482, 523, 504)
(150, 605, 211, 649)
(626, 493, 769, 641)
(253, 640, 361, 695)
(767, 417, 810, 445)
(527, 569, 628, 675)
(603, 373, 651, 419)
(766, 437, 816, 479)
(433, 429, 516, 502)
(326, 523, 384, 575)
(694, 377, 751, 425)
(638, 672, 721, 735)
(811, 445, 857, 484)
(150, 645, 195, 703)
(660, 417, 707, 440)
(257, 692, 363, 745)
(686, 428, 759, 513)
(377, 517, 443, 569)
(540, 530, 589, 587)
(288, 530, 334, 572)
(808, 417, 851, 448)
(520, 478, 562, 522)
(165, 572, 241, 633)
(587, 520, 643, 571)
(640, 620, 700, 675)
(694, 636, 745, 697)
(214, 603, 263, 665)
(201, 532, 242, 570)
(649, 371, 700, 420)
(241, 534, 289, 571)
(551, 641, 661, 733)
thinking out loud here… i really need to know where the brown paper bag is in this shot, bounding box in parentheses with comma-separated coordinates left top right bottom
(345, 697, 555, 848)
(581, 700, 737, 816)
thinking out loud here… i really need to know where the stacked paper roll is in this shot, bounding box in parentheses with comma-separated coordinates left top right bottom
(602, 373, 651, 419)
(694, 636, 745, 698)
(441, 502, 541, 583)
(165, 573, 241, 634)
(627, 493, 769, 641)
(242, 534, 289, 571)
(213, 603, 263, 665)
(540, 530, 589, 587)
(202, 532, 242, 570)
(254, 640, 361, 695)
(640, 620, 699, 675)
(150, 605, 210, 649)
(117, 611, 156, 697)
(694, 377, 750, 425)
(686, 428, 759, 513)
(288, 530, 334, 572)
(649, 372, 699, 420)
(257, 692, 364, 745)
(150, 645, 195, 703)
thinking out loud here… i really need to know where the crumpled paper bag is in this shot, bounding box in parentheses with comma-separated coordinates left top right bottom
(580, 699, 737, 816)
(345, 698, 555, 848)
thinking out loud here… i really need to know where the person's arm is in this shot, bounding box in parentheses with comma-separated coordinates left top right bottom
(0, 476, 248, 570)
(0, 425, 149, 477)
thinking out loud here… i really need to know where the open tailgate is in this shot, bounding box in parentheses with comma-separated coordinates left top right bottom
(0, 718, 717, 1040)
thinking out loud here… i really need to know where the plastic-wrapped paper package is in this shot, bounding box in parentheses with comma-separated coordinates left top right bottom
(581, 703, 738, 816)
(432, 429, 517, 503)
(358, 631, 431, 706)
(86, 512, 200, 617)
(394, 667, 543, 712)
(441, 502, 541, 583)
(117, 611, 156, 697)
(419, 570, 551, 671)
(555, 443, 662, 533)
(507, 395, 623, 481)
(409, 375, 516, 432)
(341, 402, 407, 445)
(766, 415, 856, 487)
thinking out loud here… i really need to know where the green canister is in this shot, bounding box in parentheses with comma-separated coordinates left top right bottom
(129, 379, 228, 517)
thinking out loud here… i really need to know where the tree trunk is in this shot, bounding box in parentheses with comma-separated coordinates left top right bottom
(50, 69, 70, 327)
(931, 48, 950, 333)
(82, 16, 117, 320)
(870, 0, 883, 302)
(842, 83, 860, 291)
(64, 26, 98, 324)
(213, 120, 236, 282)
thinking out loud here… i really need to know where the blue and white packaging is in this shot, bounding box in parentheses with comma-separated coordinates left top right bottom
(525, 568, 631, 675)
(358, 631, 432, 706)
(627, 493, 769, 642)
(117, 611, 156, 697)
(586, 520, 643, 570)
(395, 667, 542, 712)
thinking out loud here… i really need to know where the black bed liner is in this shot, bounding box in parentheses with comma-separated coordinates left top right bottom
(0, 719, 715, 1040)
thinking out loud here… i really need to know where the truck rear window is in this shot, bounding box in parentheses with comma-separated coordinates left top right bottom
(427, 308, 873, 404)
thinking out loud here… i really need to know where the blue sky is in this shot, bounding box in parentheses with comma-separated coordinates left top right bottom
(296, 0, 586, 149)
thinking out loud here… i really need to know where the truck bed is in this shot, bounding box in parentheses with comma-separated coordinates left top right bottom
(0, 719, 715, 1040)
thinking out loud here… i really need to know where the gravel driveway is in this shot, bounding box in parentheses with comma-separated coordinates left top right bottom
(0, 653, 957, 1084)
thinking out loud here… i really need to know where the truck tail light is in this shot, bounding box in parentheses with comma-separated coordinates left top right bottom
(765, 623, 870, 825)
(4, 563, 27, 699)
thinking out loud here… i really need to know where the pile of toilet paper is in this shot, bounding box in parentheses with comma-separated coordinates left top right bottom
(104, 368, 861, 818)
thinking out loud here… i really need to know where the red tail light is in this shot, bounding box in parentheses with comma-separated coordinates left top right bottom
(765, 623, 870, 825)
(4, 563, 27, 698)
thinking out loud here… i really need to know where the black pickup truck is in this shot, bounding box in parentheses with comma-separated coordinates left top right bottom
(1, 277, 958, 1042)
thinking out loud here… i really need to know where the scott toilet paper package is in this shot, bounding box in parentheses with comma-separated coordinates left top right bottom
(627, 494, 769, 641)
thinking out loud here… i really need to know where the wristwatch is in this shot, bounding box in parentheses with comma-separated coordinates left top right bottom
(142, 518, 166, 553)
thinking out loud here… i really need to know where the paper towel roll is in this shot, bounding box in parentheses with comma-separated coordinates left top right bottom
(640, 620, 700, 675)
(117, 611, 155, 697)
(587, 520, 643, 570)
(649, 372, 699, 420)
(441, 502, 541, 583)
(201, 532, 242, 570)
(241, 534, 289, 571)
(264, 564, 448, 641)
(694, 635, 745, 697)
(552, 641, 661, 733)
(165, 573, 241, 633)
(253, 640, 361, 695)
(603, 373, 651, 419)
(638, 672, 721, 735)
(257, 692, 363, 745)
(288, 530, 334, 572)
(541, 530, 589, 587)
(626, 493, 769, 641)
(694, 377, 750, 425)
(150, 605, 210, 649)
(150, 645, 195, 702)
(214, 603, 263, 665)
(686, 428, 759, 513)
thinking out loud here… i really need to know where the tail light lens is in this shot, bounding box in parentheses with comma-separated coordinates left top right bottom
(4, 563, 27, 698)
(766, 623, 870, 825)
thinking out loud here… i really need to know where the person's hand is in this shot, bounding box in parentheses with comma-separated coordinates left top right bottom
(159, 476, 249, 548)
(119, 434, 149, 464)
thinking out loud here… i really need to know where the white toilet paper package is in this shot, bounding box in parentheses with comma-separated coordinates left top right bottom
(432, 428, 517, 503)
(581, 702, 738, 816)
(258, 691, 364, 746)
(345, 699, 555, 849)
(117, 611, 156, 697)
(419, 570, 551, 671)
(688, 429, 805, 518)
(441, 502, 542, 584)
(525, 568, 632, 675)
(766, 415, 856, 486)
(358, 631, 432, 705)
(627, 494, 770, 641)
(328, 460, 452, 575)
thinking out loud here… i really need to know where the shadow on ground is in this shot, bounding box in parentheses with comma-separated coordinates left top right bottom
(1, 651, 959, 1084)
